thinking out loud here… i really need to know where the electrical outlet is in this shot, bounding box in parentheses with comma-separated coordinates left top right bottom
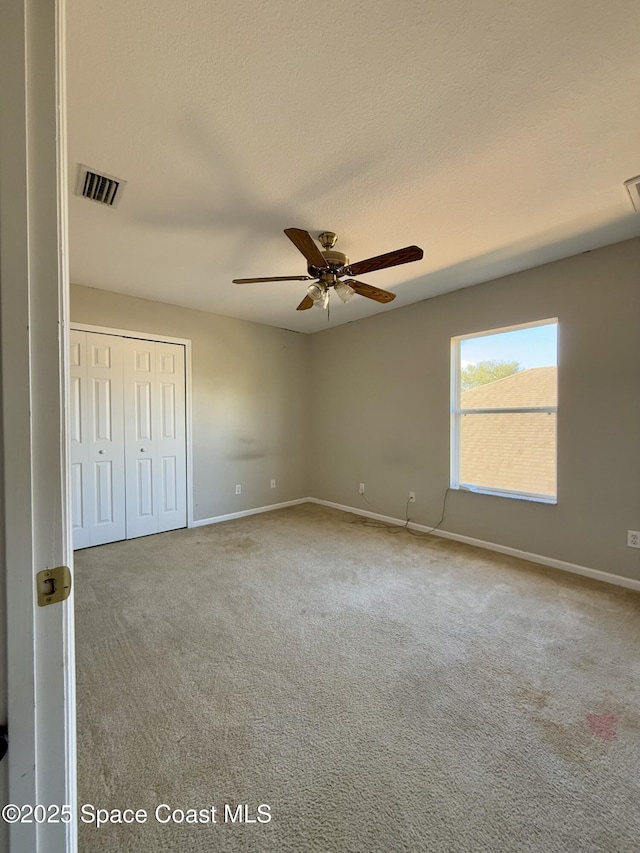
(409, 491, 416, 503)
(235, 484, 241, 495)
(628, 530, 640, 549)
(270, 479, 276, 489)
(359, 483, 365, 495)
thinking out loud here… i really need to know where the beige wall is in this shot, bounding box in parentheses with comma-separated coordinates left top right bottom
(72, 238, 640, 581)
(309, 238, 640, 581)
(71, 285, 310, 521)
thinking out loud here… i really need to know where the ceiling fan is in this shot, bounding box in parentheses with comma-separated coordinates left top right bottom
(233, 229, 424, 311)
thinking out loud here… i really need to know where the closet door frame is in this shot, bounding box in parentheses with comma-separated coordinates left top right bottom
(70, 323, 194, 530)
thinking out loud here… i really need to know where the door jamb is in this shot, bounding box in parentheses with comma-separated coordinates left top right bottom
(69, 323, 194, 529)
(1, 0, 76, 848)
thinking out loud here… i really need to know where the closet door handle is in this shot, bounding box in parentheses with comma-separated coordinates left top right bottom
(140, 448, 147, 452)
(98, 450, 105, 454)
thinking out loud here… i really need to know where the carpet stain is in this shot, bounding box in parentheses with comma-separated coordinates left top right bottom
(221, 535, 259, 553)
(587, 712, 618, 740)
(516, 686, 550, 710)
(536, 718, 584, 763)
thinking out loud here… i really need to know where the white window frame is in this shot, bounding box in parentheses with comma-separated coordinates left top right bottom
(450, 318, 558, 504)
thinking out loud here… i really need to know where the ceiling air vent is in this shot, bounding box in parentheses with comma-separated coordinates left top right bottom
(75, 164, 126, 207)
(624, 175, 640, 212)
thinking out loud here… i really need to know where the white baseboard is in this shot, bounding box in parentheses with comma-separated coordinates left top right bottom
(191, 498, 312, 528)
(307, 498, 640, 593)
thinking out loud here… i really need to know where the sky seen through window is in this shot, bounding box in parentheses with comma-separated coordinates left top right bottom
(461, 322, 557, 370)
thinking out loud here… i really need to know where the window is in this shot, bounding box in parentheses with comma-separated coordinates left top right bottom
(451, 319, 558, 502)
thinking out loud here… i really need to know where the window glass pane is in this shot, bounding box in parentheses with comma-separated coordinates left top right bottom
(461, 366, 556, 409)
(460, 323, 557, 406)
(459, 412, 556, 497)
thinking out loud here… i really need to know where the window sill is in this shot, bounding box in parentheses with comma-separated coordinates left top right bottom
(453, 484, 557, 505)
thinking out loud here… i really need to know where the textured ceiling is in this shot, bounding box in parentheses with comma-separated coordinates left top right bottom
(67, 0, 640, 333)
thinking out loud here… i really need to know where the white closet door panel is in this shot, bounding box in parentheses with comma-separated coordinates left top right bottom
(70, 461, 86, 547)
(94, 460, 116, 523)
(135, 381, 153, 440)
(70, 336, 82, 368)
(161, 456, 177, 513)
(160, 382, 176, 439)
(124, 338, 160, 538)
(155, 342, 187, 533)
(86, 333, 126, 546)
(69, 330, 90, 549)
(92, 378, 114, 441)
(70, 376, 82, 443)
(90, 339, 112, 368)
(70, 330, 126, 548)
(73, 330, 187, 545)
(136, 458, 154, 517)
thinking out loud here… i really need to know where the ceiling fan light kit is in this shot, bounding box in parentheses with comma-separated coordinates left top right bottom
(335, 281, 355, 303)
(232, 228, 424, 313)
(307, 282, 329, 309)
(306, 282, 325, 302)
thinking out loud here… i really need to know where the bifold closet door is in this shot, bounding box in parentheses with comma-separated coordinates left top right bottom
(123, 337, 187, 539)
(70, 330, 126, 548)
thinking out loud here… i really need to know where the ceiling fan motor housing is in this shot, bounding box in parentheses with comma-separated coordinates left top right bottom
(308, 250, 349, 281)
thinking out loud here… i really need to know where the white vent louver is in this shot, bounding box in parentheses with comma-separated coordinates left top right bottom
(624, 175, 640, 212)
(76, 165, 126, 207)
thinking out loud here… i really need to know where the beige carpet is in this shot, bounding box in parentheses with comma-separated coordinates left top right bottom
(75, 503, 640, 852)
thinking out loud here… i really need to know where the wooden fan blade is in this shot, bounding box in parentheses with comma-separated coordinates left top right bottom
(233, 276, 312, 283)
(296, 294, 314, 311)
(345, 279, 396, 304)
(284, 228, 328, 269)
(347, 245, 423, 276)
